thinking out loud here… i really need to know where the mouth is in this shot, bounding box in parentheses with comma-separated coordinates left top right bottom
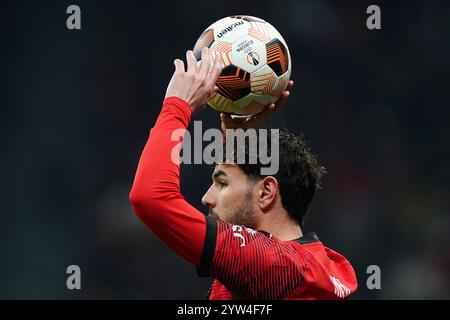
(208, 209, 219, 219)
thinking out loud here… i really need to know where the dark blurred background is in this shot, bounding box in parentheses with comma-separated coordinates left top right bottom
(1, 0, 449, 299)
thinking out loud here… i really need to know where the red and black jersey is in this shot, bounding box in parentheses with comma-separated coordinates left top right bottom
(199, 217, 357, 299)
(130, 97, 358, 300)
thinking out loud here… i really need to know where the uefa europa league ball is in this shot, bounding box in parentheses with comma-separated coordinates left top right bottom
(193, 15, 292, 115)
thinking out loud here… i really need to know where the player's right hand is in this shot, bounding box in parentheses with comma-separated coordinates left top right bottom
(165, 47, 222, 115)
(220, 80, 294, 132)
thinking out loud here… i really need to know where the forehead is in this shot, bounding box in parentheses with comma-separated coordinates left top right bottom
(212, 164, 245, 178)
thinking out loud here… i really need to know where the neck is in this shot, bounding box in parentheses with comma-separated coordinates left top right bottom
(257, 215, 303, 241)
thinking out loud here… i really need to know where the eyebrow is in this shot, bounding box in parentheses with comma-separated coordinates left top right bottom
(212, 170, 227, 180)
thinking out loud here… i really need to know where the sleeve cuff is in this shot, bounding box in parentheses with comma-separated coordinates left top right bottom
(160, 96, 193, 128)
(196, 216, 217, 278)
(163, 96, 192, 114)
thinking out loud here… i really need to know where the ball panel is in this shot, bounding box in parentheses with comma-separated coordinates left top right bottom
(241, 100, 266, 115)
(234, 93, 277, 115)
(248, 21, 271, 42)
(250, 65, 277, 95)
(252, 92, 278, 105)
(231, 35, 267, 73)
(209, 17, 250, 43)
(265, 22, 288, 47)
(230, 15, 266, 23)
(208, 92, 234, 113)
(216, 65, 251, 101)
(265, 22, 291, 72)
(193, 29, 214, 60)
(269, 71, 290, 98)
(266, 38, 289, 76)
(234, 94, 265, 115)
(210, 41, 233, 68)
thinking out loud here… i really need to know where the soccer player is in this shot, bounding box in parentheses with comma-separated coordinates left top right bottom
(129, 47, 357, 299)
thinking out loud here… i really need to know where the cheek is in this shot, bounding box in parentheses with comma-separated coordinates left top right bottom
(217, 185, 246, 211)
(215, 188, 228, 210)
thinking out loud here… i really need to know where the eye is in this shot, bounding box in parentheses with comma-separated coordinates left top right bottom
(218, 181, 227, 188)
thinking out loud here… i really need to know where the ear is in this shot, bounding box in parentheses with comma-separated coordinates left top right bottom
(257, 176, 279, 212)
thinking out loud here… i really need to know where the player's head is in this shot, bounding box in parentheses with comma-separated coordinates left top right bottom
(202, 128, 325, 228)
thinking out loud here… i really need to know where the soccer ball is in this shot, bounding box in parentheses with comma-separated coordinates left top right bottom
(193, 15, 291, 115)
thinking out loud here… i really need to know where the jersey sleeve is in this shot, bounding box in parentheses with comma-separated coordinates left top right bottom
(129, 97, 207, 267)
(197, 216, 311, 299)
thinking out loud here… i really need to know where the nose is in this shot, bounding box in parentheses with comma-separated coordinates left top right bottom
(202, 185, 216, 208)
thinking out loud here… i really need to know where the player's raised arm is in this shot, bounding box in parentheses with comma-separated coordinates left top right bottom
(129, 48, 221, 266)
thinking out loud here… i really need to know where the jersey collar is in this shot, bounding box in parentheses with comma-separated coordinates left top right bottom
(294, 232, 320, 244)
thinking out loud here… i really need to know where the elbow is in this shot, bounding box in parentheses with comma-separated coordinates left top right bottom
(129, 185, 166, 223)
(129, 187, 155, 221)
(129, 188, 143, 219)
(129, 186, 143, 209)
(129, 178, 181, 222)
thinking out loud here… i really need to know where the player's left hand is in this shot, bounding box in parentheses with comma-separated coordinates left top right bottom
(165, 47, 222, 115)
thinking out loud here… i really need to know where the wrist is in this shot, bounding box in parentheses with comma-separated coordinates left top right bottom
(162, 96, 193, 125)
(163, 96, 192, 112)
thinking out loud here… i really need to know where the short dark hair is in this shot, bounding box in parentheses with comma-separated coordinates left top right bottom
(221, 127, 326, 226)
